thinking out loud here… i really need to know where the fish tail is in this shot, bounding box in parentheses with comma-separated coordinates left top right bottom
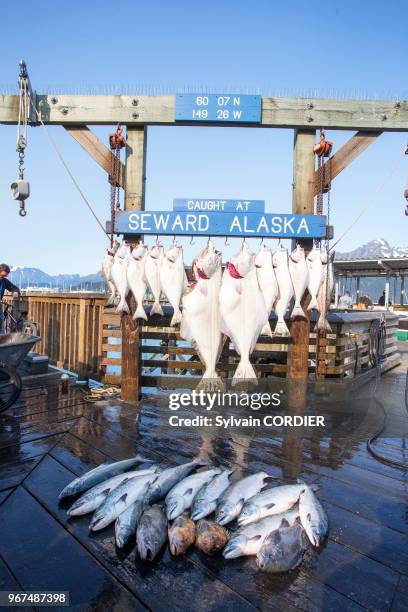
(133, 304, 148, 321)
(317, 315, 332, 333)
(307, 296, 319, 311)
(106, 293, 116, 306)
(232, 359, 258, 386)
(260, 322, 273, 337)
(116, 298, 130, 314)
(273, 320, 290, 336)
(150, 301, 164, 316)
(196, 371, 225, 393)
(170, 309, 182, 326)
(291, 304, 307, 320)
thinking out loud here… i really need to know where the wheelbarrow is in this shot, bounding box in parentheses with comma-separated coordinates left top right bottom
(0, 332, 41, 413)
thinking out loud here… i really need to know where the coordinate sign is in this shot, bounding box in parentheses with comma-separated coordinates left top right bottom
(175, 94, 262, 123)
(113, 211, 327, 239)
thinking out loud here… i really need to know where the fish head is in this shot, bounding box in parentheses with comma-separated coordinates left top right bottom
(289, 244, 305, 264)
(137, 535, 158, 561)
(131, 243, 148, 261)
(196, 243, 222, 280)
(256, 524, 305, 572)
(215, 500, 241, 526)
(166, 241, 183, 264)
(222, 534, 259, 558)
(149, 242, 163, 260)
(272, 244, 288, 267)
(231, 243, 255, 278)
(168, 517, 196, 555)
(116, 242, 131, 259)
(237, 501, 260, 526)
(320, 249, 328, 264)
(166, 496, 185, 521)
(255, 243, 272, 269)
(191, 500, 216, 521)
(196, 520, 229, 554)
(109, 240, 120, 255)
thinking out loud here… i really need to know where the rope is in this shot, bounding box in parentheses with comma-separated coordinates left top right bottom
(330, 149, 406, 251)
(27, 93, 108, 238)
(82, 386, 121, 403)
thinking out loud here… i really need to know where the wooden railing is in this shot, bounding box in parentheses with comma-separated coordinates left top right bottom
(3, 293, 401, 386)
(6, 292, 106, 379)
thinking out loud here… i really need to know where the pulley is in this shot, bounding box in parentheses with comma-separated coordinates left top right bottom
(109, 125, 126, 151)
(14, 59, 32, 217)
(314, 128, 333, 158)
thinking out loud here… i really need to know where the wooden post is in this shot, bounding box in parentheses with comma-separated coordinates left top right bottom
(385, 276, 390, 310)
(287, 130, 315, 396)
(77, 298, 87, 380)
(121, 126, 147, 401)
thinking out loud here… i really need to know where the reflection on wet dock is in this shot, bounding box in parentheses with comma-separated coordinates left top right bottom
(0, 347, 407, 611)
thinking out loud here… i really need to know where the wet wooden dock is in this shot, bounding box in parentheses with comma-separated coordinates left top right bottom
(0, 348, 407, 611)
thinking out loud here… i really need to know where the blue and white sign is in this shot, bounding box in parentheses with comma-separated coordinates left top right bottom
(175, 94, 262, 123)
(173, 199, 265, 213)
(114, 211, 326, 239)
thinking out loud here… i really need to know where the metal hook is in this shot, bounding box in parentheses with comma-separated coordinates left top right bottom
(190, 235, 195, 245)
(224, 236, 230, 246)
(260, 237, 264, 245)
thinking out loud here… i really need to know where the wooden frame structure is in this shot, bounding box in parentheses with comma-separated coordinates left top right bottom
(2, 87, 406, 400)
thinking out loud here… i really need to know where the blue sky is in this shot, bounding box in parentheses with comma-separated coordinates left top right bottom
(1, 0, 407, 274)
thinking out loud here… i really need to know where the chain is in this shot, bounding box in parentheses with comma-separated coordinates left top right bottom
(16, 72, 29, 216)
(109, 139, 121, 247)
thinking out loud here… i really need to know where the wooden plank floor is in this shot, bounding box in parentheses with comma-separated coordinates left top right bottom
(0, 358, 407, 611)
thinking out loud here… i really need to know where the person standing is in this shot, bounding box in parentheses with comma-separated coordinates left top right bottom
(0, 264, 20, 333)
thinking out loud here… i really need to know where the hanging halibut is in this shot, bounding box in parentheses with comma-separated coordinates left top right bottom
(255, 244, 277, 337)
(317, 250, 334, 332)
(160, 241, 188, 325)
(101, 240, 119, 306)
(219, 242, 269, 385)
(306, 246, 325, 311)
(145, 241, 165, 317)
(111, 241, 131, 313)
(272, 245, 294, 336)
(289, 244, 309, 319)
(180, 240, 223, 391)
(127, 242, 148, 321)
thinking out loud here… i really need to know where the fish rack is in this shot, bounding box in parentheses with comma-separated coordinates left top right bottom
(102, 307, 400, 389)
(4, 61, 408, 399)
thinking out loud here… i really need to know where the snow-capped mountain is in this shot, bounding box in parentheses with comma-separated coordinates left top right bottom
(336, 239, 408, 260)
(8, 266, 103, 290)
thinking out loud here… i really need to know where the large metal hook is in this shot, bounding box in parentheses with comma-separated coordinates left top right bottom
(190, 235, 195, 245)
(224, 236, 230, 246)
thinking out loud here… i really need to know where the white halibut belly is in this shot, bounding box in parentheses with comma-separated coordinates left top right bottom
(181, 276, 221, 375)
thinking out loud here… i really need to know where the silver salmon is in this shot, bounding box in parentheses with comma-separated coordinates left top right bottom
(58, 455, 148, 500)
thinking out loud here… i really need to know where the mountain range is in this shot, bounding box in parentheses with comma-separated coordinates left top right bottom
(336, 239, 408, 261)
(8, 239, 408, 290)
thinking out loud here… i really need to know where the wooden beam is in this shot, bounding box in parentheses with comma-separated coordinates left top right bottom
(124, 127, 147, 211)
(64, 126, 125, 187)
(314, 131, 382, 195)
(1, 94, 408, 130)
(291, 129, 316, 214)
(287, 130, 315, 388)
(120, 126, 147, 402)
